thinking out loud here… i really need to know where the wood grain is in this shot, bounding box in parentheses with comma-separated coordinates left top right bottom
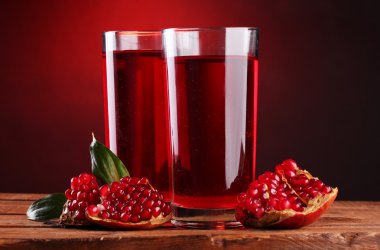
(0, 193, 379, 249)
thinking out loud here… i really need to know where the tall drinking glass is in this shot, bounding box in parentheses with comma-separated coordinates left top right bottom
(163, 27, 259, 228)
(102, 31, 170, 200)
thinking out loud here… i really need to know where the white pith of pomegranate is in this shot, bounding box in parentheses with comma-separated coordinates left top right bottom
(60, 173, 100, 225)
(236, 159, 338, 229)
(85, 177, 172, 229)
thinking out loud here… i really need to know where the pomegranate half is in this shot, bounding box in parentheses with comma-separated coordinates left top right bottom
(235, 159, 338, 229)
(85, 177, 172, 229)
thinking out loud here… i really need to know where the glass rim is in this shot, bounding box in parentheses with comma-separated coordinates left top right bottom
(102, 30, 161, 36)
(162, 27, 258, 33)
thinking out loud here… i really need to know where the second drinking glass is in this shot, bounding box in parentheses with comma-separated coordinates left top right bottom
(163, 27, 259, 228)
(102, 31, 170, 200)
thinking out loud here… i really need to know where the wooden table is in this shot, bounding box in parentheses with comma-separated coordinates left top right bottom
(0, 193, 379, 249)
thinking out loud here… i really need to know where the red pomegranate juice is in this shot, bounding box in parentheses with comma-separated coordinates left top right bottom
(103, 50, 170, 199)
(168, 55, 258, 209)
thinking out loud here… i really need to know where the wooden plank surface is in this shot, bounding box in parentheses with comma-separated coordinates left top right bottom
(0, 193, 379, 249)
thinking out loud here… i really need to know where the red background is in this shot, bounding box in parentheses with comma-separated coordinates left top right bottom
(0, 1, 378, 200)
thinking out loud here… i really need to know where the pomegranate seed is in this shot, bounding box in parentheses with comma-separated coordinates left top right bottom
(108, 206, 116, 213)
(282, 159, 298, 170)
(143, 199, 155, 209)
(153, 200, 162, 207)
(254, 207, 265, 218)
(131, 191, 140, 199)
(313, 179, 323, 189)
(120, 176, 131, 183)
(130, 215, 140, 223)
(122, 206, 132, 213)
(152, 207, 161, 217)
(78, 201, 88, 210)
(142, 189, 151, 197)
(65, 189, 73, 199)
(121, 194, 131, 202)
(86, 205, 99, 217)
(285, 170, 296, 178)
(79, 173, 92, 184)
(162, 204, 171, 216)
(137, 196, 147, 205)
(112, 213, 120, 220)
(100, 211, 110, 219)
(279, 199, 291, 210)
(77, 191, 87, 202)
(70, 177, 80, 190)
(115, 189, 124, 198)
(138, 177, 149, 185)
(99, 185, 110, 198)
(131, 205, 142, 215)
(129, 177, 139, 185)
(120, 213, 131, 222)
(140, 209, 152, 220)
(110, 182, 121, 193)
(248, 188, 259, 198)
(322, 186, 332, 194)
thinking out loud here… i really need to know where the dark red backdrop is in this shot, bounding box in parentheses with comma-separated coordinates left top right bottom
(0, 1, 378, 200)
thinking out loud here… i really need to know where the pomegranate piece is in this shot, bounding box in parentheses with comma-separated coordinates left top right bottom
(60, 173, 100, 225)
(236, 159, 338, 228)
(85, 177, 171, 229)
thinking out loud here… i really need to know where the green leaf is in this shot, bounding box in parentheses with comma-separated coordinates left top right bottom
(26, 193, 67, 221)
(90, 134, 129, 184)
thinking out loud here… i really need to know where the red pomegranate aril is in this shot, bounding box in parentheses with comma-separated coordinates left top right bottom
(138, 177, 149, 185)
(279, 199, 291, 210)
(285, 170, 296, 178)
(142, 189, 151, 197)
(110, 182, 121, 193)
(154, 200, 162, 207)
(129, 177, 139, 185)
(115, 189, 124, 198)
(137, 196, 147, 205)
(112, 213, 120, 220)
(131, 191, 140, 199)
(100, 211, 110, 219)
(163, 205, 171, 216)
(130, 215, 140, 223)
(122, 206, 132, 213)
(86, 205, 99, 217)
(322, 186, 332, 194)
(281, 159, 298, 170)
(131, 205, 142, 215)
(99, 185, 110, 198)
(78, 201, 88, 210)
(116, 203, 124, 212)
(121, 194, 131, 202)
(65, 189, 73, 199)
(255, 207, 265, 218)
(248, 188, 259, 198)
(152, 207, 161, 217)
(120, 176, 131, 183)
(120, 213, 131, 222)
(143, 199, 155, 209)
(140, 209, 152, 220)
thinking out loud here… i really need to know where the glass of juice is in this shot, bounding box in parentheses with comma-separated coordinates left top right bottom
(102, 31, 170, 200)
(163, 27, 259, 228)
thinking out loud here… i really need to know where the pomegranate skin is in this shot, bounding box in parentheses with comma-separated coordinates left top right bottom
(86, 213, 171, 229)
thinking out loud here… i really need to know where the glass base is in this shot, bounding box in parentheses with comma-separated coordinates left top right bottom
(171, 204, 242, 229)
